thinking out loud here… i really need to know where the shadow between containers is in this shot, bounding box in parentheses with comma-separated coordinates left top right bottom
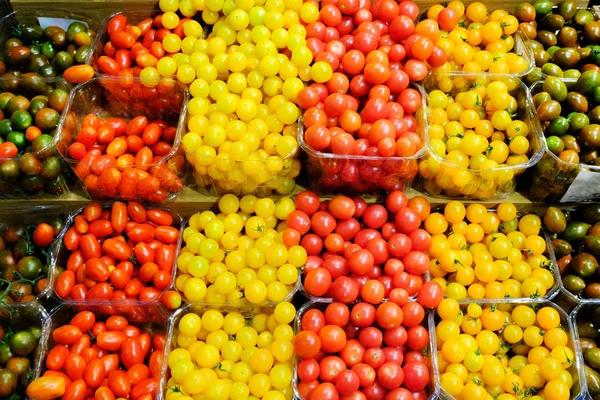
(292, 298, 439, 400)
(47, 203, 185, 306)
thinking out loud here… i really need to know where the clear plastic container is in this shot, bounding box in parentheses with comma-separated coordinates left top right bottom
(427, 205, 561, 303)
(0, 76, 74, 198)
(569, 301, 600, 400)
(162, 303, 296, 400)
(55, 76, 188, 202)
(434, 300, 582, 400)
(32, 302, 170, 399)
(293, 299, 438, 400)
(416, 8, 535, 78)
(298, 83, 428, 195)
(0, 9, 103, 76)
(48, 203, 184, 304)
(0, 301, 50, 400)
(412, 72, 544, 200)
(0, 204, 71, 305)
(528, 80, 600, 204)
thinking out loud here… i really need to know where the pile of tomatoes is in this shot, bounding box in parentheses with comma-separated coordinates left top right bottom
(294, 300, 431, 400)
(417, 75, 537, 199)
(0, 313, 43, 400)
(421, 1, 530, 75)
(299, 79, 424, 193)
(303, 0, 449, 82)
(53, 202, 182, 309)
(176, 194, 303, 305)
(96, 13, 182, 86)
(435, 299, 576, 400)
(0, 217, 64, 305)
(293, 191, 437, 306)
(26, 309, 166, 400)
(64, 112, 184, 202)
(166, 302, 297, 400)
(425, 201, 555, 300)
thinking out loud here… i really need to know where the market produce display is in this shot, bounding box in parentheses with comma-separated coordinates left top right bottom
(4, 0, 600, 399)
(52, 202, 182, 309)
(0, 304, 45, 400)
(517, 0, 600, 83)
(1, 15, 97, 78)
(530, 71, 600, 202)
(575, 303, 600, 399)
(166, 303, 296, 400)
(27, 306, 167, 400)
(176, 194, 303, 304)
(427, 201, 557, 300)
(294, 300, 431, 399)
(435, 300, 577, 400)
(416, 74, 542, 199)
(0, 216, 64, 305)
(544, 204, 600, 299)
(422, 2, 531, 75)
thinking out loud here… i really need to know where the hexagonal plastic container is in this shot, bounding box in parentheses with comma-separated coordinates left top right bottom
(412, 72, 544, 200)
(299, 83, 429, 195)
(55, 76, 188, 202)
(293, 299, 438, 400)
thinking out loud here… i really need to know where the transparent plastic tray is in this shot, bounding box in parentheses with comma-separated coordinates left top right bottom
(293, 299, 438, 400)
(48, 203, 184, 304)
(32, 302, 170, 400)
(55, 76, 188, 202)
(0, 204, 72, 305)
(0, 76, 74, 198)
(434, 299, 582, 400)
(162, 303, 296, 400)
(521, 5, 600, 84)
(0, 9, 104, 75)
(427, 205, 561, 303)
(569, 301, 600, 400)
(412, 72, 544, 200)
(0, 301, 50, 400)
(528, 80, 600, 204)
(299, 83, 429, 195)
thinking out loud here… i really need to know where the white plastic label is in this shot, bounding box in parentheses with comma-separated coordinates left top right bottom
(37, 17, 87, 31)
(560, 169, 600, 203)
